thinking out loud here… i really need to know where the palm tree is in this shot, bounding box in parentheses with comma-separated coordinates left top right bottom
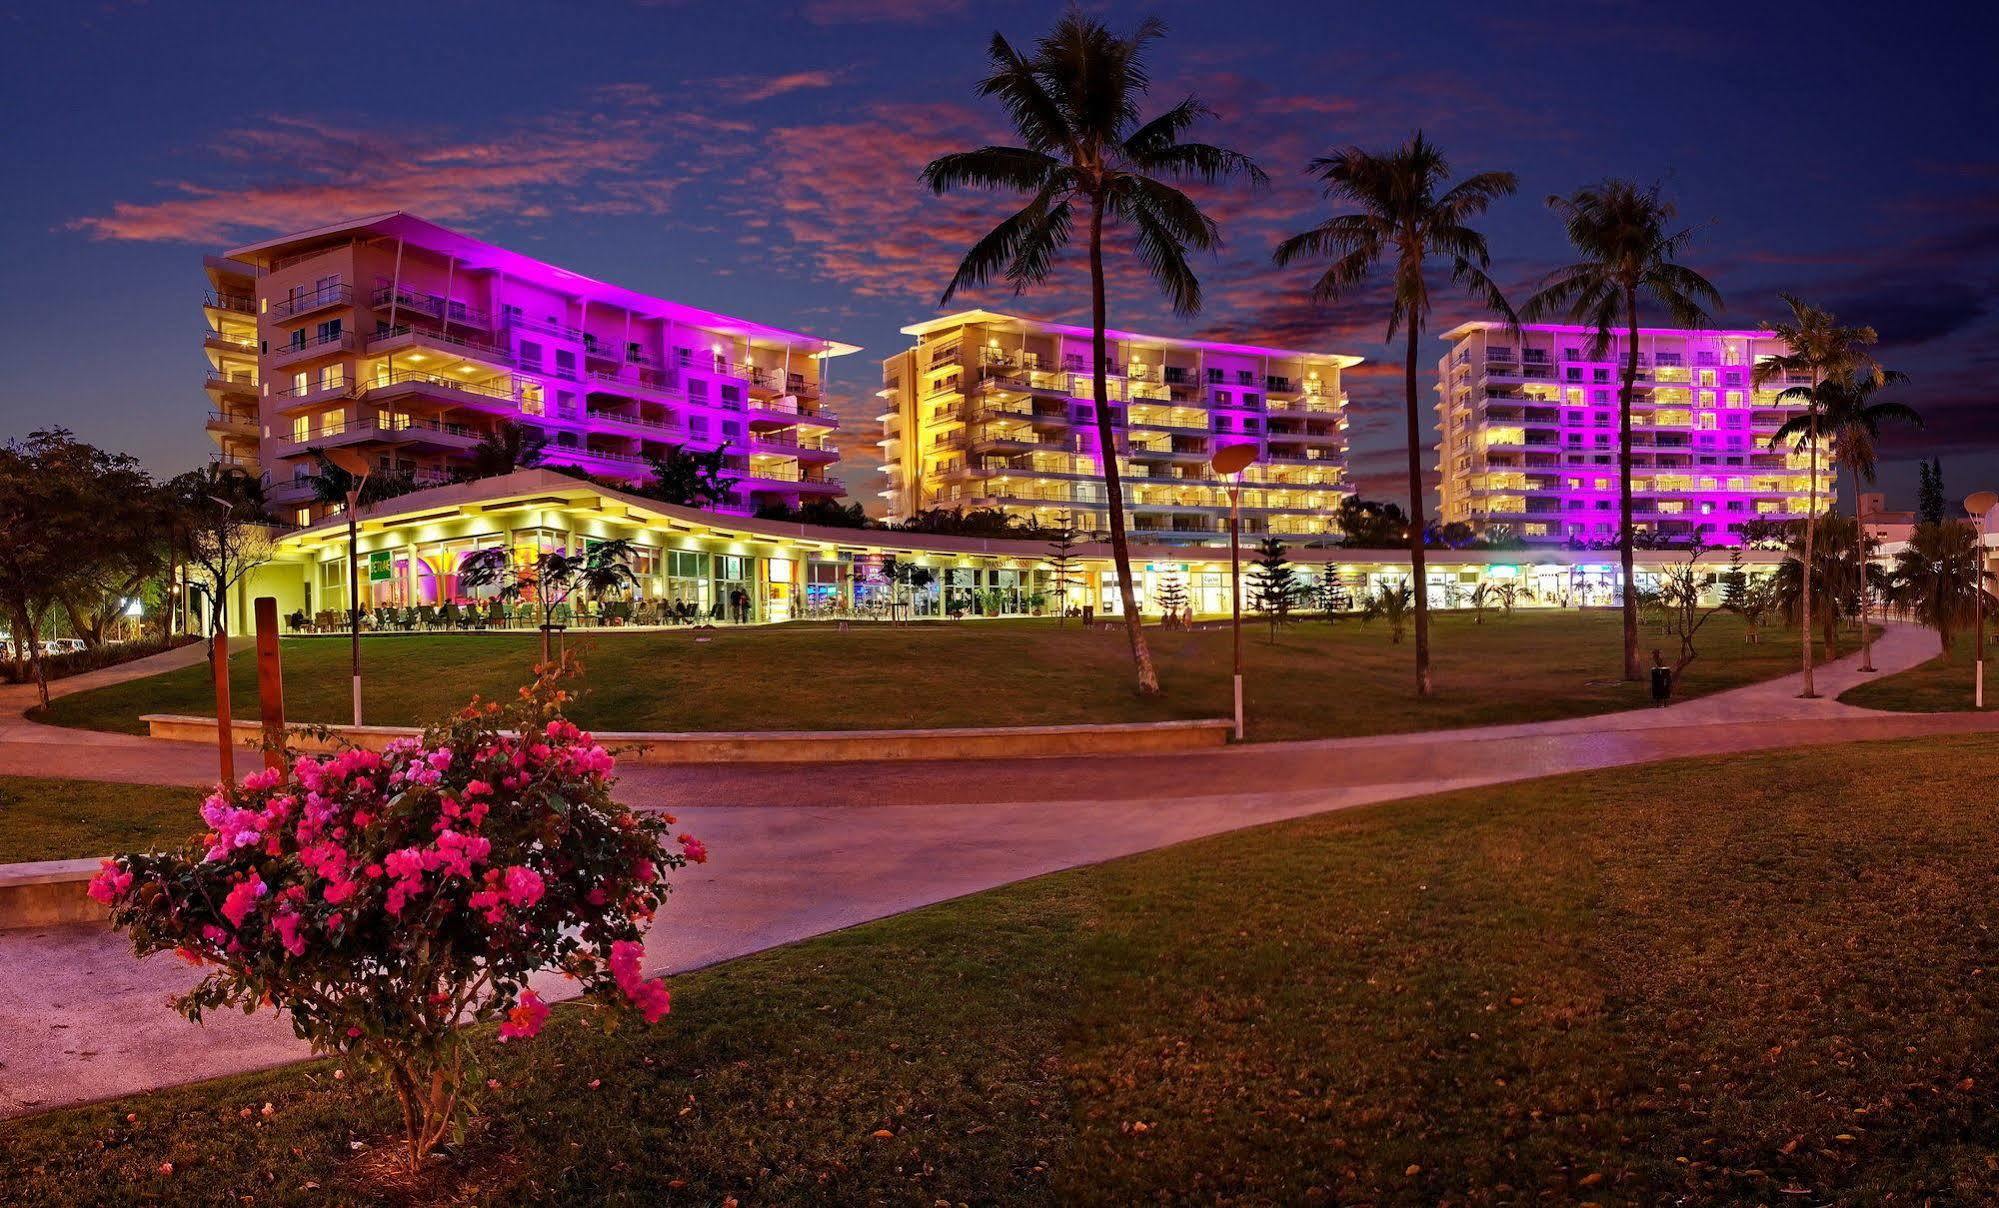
(1770, 511, 1876, 659)
(1273, 133, 1515, 697)
(922, 10, 1265, 696)
(1753, 295, 1887, 696)
(1522, 181, 1722, 682)
(1773, 372, 1918, 671)
(456, 421, 546, 483)
(1891, 520, 1988, 654)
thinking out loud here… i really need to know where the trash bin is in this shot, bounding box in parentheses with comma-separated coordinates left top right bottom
(1650, 664, 1673, 705)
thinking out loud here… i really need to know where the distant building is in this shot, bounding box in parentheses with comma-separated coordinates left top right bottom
(877, 310, 1358, 544)
(1435, 322, 1829, 546)
(201, 212, 858, 526)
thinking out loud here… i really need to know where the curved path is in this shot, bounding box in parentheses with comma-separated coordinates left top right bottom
(2, 623, 1994, 1117)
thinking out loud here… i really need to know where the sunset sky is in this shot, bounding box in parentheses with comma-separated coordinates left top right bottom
(3, 0, 1993, 510)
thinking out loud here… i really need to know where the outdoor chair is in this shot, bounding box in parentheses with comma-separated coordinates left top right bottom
(440, 602, 461, 629)
(417, 605, 439, 630)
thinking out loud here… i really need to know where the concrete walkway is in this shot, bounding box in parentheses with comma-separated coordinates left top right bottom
(2, 622, 1992, 1117)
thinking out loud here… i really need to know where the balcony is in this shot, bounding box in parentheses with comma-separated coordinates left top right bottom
(203, 290, 256, 315)
(749, 430, 836, 456)
(271, 415, 484, 459)
(353, 369, 524, 414)
(202, 327, 258, 354)
(582, 408, 686, 438)
(206, 408, 257, 438)
(747, 395, 838, 428)
(270, 283, 353, 321)
(268, 329, 356, 368)
(506, 313, 585, 343)
(366, 324, 516, 370)
(204, 367, 260, 397)
(370, 284, 489, 329)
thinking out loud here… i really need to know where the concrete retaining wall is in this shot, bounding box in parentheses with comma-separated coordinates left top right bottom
(141, 714, 1233, 764)
(0, 858, 105, 931)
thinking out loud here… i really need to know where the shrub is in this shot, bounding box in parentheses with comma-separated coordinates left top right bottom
(89, 663, 706, 1170)
(2, 632, 199, 684)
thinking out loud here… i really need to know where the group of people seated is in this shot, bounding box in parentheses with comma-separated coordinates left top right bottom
(286, 595, 752, 633)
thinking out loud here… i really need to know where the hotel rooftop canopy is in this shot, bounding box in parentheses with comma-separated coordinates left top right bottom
(213, 468, 1783, 635)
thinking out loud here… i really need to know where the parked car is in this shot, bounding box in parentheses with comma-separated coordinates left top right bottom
(40, 638, 85, 656)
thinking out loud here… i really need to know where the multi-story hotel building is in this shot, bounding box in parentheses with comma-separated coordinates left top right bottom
(200, 213, 857, 525)
(1435, 322, 1826, 546)
(878, 310, 1356, 544)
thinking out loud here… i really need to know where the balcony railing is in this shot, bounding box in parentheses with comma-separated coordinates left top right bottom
(367, 324, 514, 365)
(204, 290, 256, 314)
(202, 327, 258, 350)
(271, 330, 355, 362)
(270, 283, 353, 320)
(358, 369, 517, 405)
(206, 368, 260, 390)
(370, 284, 490, 329)
(506, 313, 585, 343)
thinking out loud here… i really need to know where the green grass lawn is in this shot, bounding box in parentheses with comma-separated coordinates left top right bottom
(0, 777, 203, 864)
(7, 735, 1999, 1203)
(1838, 631, 1990, 712)
(36, 612, 1817, 742)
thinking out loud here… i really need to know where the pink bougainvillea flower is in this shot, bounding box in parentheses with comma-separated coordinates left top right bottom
(498, 990, 550, 1041)
(503, 865, 545, 909)
(87, 860, 133, 905)
(678, 835, 708, 865)
(221, 878, 267, 928)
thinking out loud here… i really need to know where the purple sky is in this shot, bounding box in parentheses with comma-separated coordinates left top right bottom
(3, 0, 1993, 512)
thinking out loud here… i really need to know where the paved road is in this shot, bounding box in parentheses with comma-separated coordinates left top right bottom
(3, 623, 1994, 1117)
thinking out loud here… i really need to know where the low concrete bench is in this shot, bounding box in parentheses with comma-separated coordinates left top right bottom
(143, 715, 1235, 765)
(0, 858, 104, 930)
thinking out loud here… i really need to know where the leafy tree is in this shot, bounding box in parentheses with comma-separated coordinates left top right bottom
(1333, 496, 1409, 548)
(641, 445, 739, 510)
(877, 555, 935, 624)
(1781, 373, 1919, 671)
(460, 538, 639, 662)
(1042, 523, 1083, 627)
(165, 462, 274, 655)
(1360, 581, 1414, 645)
(754, 498, 872, 528)
(1523, 181, 1723, 683)
(0, 431, 160, 702)
(1247, 538, 1298, 640)
(1890, 520, 1989, 653)
(1467, 581, 1492, 625)
(455, 420, 546, 483)
(296, 454, 419, 515)
(1653, 543, 1726, 677)
(899, 506, 1041, 538)
(1755, 294, 1889, 697)
(1275, 133, 1516, 697)
(924, 11, 1265, 696)
(1316, 567, 1353, 616)
(1917, 457, 1945, 526)
(1154, 573, 1188, 624)
(1770, 512, 1874, 659)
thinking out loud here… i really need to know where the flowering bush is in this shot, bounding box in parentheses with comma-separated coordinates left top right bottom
(92, 663, 706, 1168)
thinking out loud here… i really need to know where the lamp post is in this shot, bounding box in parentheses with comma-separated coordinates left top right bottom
(324, 449, 373, 726)
(1966, 492, 1996, 709)
(1211, 443, 1258, 741)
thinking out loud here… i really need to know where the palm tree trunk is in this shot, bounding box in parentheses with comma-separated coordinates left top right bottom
(1402, 316, 1432, 697)
(1799, 381, 1820, 697)
(1619, 290, 1641, 681)
(1853, 462, 1874, 672)
(1088, 198, 1159, 696)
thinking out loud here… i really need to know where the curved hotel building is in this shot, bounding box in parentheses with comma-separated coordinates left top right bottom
(202, 213, 857, 527)
(1435, 321, 1825, 546)
(877, 311, 1357, 543)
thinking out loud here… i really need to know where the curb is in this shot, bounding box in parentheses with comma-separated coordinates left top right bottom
(140, 714, 1235, 764)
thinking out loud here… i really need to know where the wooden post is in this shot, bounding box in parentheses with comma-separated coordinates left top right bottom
(254, 596, 285, 770)
(211, 611, 234, 784)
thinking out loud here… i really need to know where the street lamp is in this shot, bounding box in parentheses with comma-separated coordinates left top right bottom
(1966, 491, 1996, 708)
(1211, 442, 1258, 741)
(324, 449, 373, 726)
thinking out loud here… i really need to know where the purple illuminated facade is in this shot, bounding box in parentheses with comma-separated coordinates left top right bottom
(201, 212, 857, 525)
(1435, 321, 1825, 547)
